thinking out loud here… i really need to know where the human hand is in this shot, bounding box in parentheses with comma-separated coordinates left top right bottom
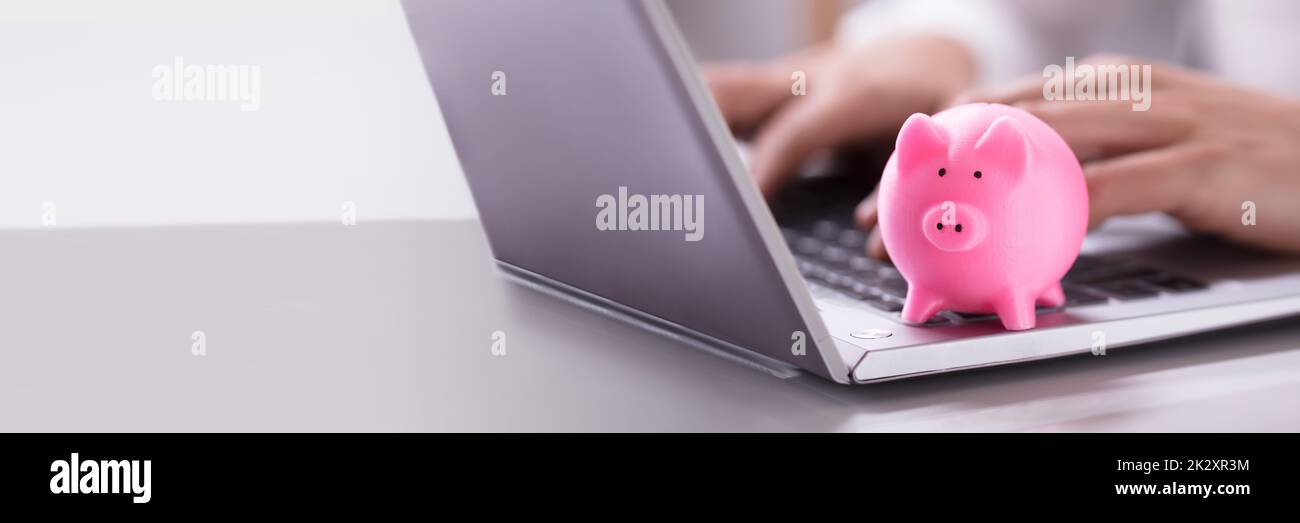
(702, 36, 976, 198)
(956, 56, 1300, 254)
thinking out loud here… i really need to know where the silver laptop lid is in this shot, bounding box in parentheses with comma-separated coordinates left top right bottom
(401, 0, 848, 381)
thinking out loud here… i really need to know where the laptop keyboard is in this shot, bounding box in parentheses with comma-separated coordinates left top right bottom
(783, 219, 1208, 326)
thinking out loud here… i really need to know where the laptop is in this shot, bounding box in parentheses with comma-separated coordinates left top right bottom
(401, 0, 1300, 383)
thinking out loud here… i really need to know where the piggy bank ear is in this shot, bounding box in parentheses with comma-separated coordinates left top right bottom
(973, 116, 1029, 180)
(895, 113, 948, 176)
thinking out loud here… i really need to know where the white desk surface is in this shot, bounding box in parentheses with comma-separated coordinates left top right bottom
(2, 220, 1297, 432)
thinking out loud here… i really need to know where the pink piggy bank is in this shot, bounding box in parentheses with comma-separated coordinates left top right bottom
(877, 103, 1088, 330)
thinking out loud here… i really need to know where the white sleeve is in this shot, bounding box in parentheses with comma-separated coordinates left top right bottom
(836, 0, 1045, 85)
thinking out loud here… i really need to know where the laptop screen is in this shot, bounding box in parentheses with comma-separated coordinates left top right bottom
(403, 0, 835, 377)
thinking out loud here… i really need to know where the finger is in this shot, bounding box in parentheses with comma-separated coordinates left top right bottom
(749, 92, 904, 197)
(747, 95, 845, 196)
(701, 45, 832, 136)
(866, 228, 889, 261)
(853, 191, 878, 230)
(1018, 100, 1192, 162)
(1084, 143, 1210, 228)
(854, 191, 890, 259)
(701, 63, 795, 135)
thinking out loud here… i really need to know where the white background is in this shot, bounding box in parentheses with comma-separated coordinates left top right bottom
(0, 0, 474, 229)
(0, 0, 809, 229)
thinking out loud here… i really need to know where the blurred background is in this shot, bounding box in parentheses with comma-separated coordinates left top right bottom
(0, 0, 849, 229)
(667, 0, 856, 60)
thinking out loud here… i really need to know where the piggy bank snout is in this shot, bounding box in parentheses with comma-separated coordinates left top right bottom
(920, 202, 988, 252)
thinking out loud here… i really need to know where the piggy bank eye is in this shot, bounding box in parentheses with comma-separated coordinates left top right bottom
(938, 168, 946, 177)
(974, 170, 983, 179)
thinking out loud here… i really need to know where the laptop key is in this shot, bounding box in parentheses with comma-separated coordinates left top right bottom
(1092, 280, 1159, 300)
(847, 256, 880, 273)
(875, 278, 909, 299)
(1065, 264, 1161, 284)
(811, 220, 840, 240)
(1064, 255, 1105, 276)
(820, 246, 851, 265)
(848, 282, 876, 296)
(824, 271, 857, 289)
(876, 265, 902, 279)
(837, 229, 866, 249)
(1148, 275, 1208, 292)
(794, 236, 825, 255)
(798, 262, 832, 283)
(1062, 284, 1109, 306)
